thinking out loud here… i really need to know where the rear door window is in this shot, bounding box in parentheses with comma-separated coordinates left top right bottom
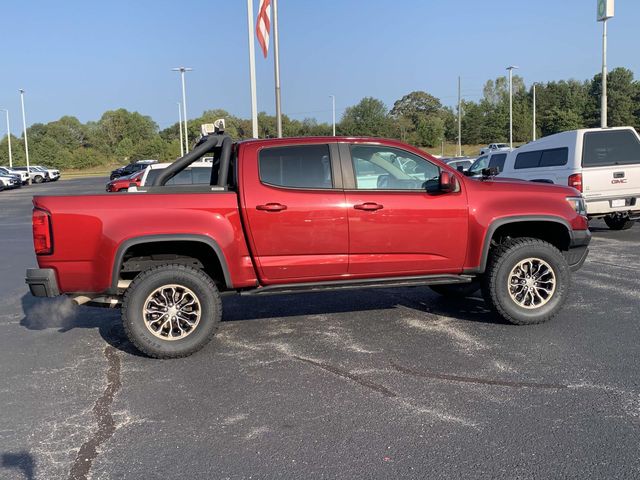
(582, 130, 640, 167)
(259, 144, 333, 189)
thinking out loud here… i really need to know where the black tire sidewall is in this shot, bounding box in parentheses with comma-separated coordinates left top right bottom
(488, 242, 570, 324)
(123, 266, 221, 357)
(604, 215, 634, 230)
(34, 175, 43, 183)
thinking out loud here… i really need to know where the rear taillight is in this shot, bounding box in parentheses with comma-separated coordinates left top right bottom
(32, 208, 52, 255)
(568, 173, 582, 192)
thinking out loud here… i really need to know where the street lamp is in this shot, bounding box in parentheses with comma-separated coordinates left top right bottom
(0, 109, 12, 167)
(177, 102, 184, 157)
(172, 67, 193, 153)
(506, 66, 519, 149)
(329, 95, 336, 136)
(19, 89, 31, 184)
(532, 82, 537, 141)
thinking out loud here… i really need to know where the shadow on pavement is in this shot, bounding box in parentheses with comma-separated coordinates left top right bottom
(221, 287, 507, 325)
(2, 451, 35, 480)
(18, 287, 506, 356)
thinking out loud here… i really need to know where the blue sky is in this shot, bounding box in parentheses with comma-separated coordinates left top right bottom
(0, 0, 638, 130)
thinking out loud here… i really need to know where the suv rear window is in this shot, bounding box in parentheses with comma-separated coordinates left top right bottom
(514, 148, 568, 169)
(582, 130, 640, 167)
(259, 145, 333, 189)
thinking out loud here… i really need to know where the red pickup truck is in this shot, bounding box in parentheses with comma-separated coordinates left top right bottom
(26, 130, 590, 358)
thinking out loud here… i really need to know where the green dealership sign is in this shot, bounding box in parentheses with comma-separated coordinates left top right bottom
(597, 0, 614, 21)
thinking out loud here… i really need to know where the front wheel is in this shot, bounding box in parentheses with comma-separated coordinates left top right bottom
(122, 264, 222, 358)
(33, 175, 44, 184)
(482, 238, 570, 325)
(604, 214, 635, 231)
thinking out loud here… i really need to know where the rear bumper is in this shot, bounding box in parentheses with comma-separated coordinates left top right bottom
(565, 229, 591, 272)
(25, 268, 60, 297)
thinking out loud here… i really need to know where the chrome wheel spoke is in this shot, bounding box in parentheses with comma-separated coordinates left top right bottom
(143, 284, 202, 341)
(507, 258, 556, 309)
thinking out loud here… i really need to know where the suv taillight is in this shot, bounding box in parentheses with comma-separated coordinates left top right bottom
(32, 208, 52, 255)
(568, 173, 582, 192)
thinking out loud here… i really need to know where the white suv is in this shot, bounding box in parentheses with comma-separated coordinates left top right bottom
(135, 161, 213, 189)
(499, 127, 640, 230)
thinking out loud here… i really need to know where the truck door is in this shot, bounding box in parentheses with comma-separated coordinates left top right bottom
(241, 142, 349, 283)
(341, 143, 468, 275)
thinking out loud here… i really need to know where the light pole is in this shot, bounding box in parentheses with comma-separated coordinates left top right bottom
(19, 89, 30, 184)
(597, 0, 614, 128)
(0, 109, 12, 167)
(532, 83, 537, 141)
(329, 95, 336, 136)
(172, 67, 192, 153)
(506, 66, 519, 149)
(177, 102, 184, 157)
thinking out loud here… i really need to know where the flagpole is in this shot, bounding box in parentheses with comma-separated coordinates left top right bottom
(272, 0, 282, 138)
(247, 0, 259, 138)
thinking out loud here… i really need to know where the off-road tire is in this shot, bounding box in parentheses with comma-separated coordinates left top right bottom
(481, 238, 570, 325)
(430, 281, 480, 298)
(122, 264, 222, 358)
(604, 214, 635, 231)
(33, 175, 44, 184)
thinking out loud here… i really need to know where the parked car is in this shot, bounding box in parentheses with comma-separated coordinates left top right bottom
(444, 157, 474, 172)
(0, 173, 21, 190)
(467, 151, 509, 176)
(110, 160, 158, 180)
(26, 127, 591, 358)
(13, 166, 49, 183)
(480, 143, 511, 155)
(33, 165, 60, 181)
(0, 167, 29, 185)
(106, 170, 146, 192)
(498, 127, 640, 230)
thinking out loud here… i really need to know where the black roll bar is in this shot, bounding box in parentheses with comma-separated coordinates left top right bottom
(152, 134, 230, 187)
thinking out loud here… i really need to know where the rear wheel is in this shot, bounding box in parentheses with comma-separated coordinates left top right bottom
(481, 238, 570, 325)
(430, 281, 480, 298)
(122, 264, 222, 358)
(604, 214, 635, 231)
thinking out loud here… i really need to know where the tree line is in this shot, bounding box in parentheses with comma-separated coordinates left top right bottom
(1, 67, 639, 169)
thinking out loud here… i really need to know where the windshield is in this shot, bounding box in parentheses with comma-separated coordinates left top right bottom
(468, 155, 489, 175)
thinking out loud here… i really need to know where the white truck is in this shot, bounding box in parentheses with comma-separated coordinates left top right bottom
(479, 143, 510, 155)
(499, 127, 640, 230)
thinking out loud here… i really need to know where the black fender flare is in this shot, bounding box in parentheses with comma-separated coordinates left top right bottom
(465, 215, 573, 274)
(110, 234, 232, 292)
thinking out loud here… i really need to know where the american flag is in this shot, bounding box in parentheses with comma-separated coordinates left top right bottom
(256, 0, 271, 58)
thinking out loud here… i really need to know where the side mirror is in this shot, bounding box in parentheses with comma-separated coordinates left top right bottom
(439, 171, 456, 193)
(457, 165, 464, 172)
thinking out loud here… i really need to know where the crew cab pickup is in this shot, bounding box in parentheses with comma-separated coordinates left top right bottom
(26, 127, 591, 358)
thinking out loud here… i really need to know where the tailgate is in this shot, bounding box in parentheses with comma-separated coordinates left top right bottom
(582, 163, 640, 199)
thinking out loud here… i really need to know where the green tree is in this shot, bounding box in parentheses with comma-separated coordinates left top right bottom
(339, 97, 391, 137)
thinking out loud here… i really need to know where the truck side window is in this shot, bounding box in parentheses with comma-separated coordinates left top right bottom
(350, 145, 439, 190)
(259, 145, 333, 189)
(515, 148, 567, 169)
(582, 130, 640, 167)
(488, 153, 507, 172)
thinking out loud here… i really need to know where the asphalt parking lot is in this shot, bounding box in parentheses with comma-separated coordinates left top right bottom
(1, 177, 639, 479)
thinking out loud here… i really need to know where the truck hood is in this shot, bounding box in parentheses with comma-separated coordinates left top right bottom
(466, 175, 580, 196)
